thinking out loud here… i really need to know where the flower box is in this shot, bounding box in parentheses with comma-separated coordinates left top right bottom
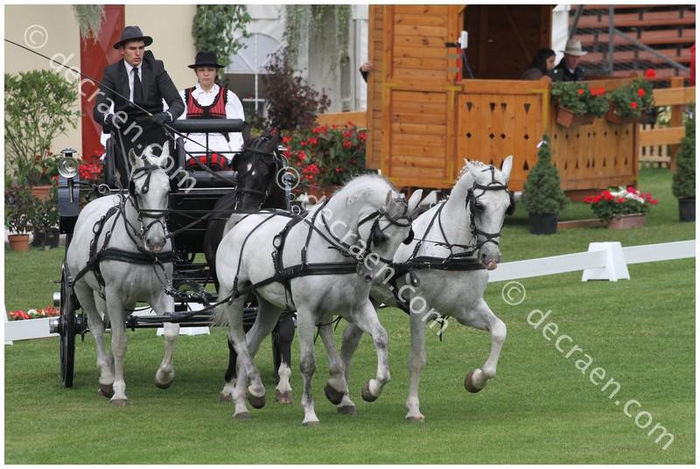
(5, 317, 58, 342)
(607, 213, 646, 230)
(556, 106, 594, 128)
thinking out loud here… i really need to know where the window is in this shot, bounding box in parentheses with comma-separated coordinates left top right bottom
(225, 33, 283, 118)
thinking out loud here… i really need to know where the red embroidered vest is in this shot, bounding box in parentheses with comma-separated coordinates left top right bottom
(185, 86, 227, 119)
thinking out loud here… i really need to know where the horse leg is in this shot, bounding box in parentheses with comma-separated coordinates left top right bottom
(153, 294, 178, 389)
(455, 299, 507, 393)
(272, 312, 295, 404)
(105, 290, 130, 406)
(336, 322, 364, 414)
(75, 285, 114, 398)
(242, 298, 283, 408)
(406, 307, 427, 422)
(219, 340, 237, 403)
(317, 322, 349, 407)
(352, 300, 391, 402)
(296, 308, 319, 425)
(225, 295, 262, 419)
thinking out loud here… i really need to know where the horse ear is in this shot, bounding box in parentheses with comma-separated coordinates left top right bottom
(500, 155, 513, 184)
(127, 147, 141, 169)
(242, 123, 251, 147)
(384, 190, 393, 210)
(406, 189, 423, 216)
(416, 189, 438, 215)
(160, 140, 170, 163)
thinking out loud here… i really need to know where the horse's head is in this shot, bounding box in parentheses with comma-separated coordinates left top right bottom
(231, 132, 282, 210)
(128, 141, 171, 253)
(459, 156, 514, 270)
(328, 176, 422, 282)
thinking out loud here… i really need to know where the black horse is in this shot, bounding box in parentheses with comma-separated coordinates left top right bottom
(203, 131, 295, 402)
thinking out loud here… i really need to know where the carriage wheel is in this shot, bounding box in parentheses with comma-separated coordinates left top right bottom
(58, 266, 76, 388)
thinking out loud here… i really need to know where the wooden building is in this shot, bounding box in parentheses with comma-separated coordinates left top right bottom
(365, 5, 639, 192)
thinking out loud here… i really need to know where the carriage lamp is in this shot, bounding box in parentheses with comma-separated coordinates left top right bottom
(58, 148, 79, 179)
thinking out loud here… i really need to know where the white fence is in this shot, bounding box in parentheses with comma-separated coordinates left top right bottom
(4, 239, 696, 343)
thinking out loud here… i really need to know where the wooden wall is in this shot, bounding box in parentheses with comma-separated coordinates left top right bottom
(367, 6, 638, 193)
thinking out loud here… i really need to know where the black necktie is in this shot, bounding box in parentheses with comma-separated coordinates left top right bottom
(132, 67, 143, 104)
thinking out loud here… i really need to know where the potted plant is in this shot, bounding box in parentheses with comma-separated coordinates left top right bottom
(5, 184, 36, 251)
(30, 187, 60, 249)
(551, 82, 608, 128)
(672, 110, 695, 222)
(522, 136, 568, 234)
(584, 186, 658, 229)
(606, 78, 655, 125)
(4, 70, 80, 197)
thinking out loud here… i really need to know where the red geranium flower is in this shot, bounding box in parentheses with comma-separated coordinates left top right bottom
(629, 101, 638, 109)
(577, 88, 585, 95)
(590, 89, 597, 96)
(645, 68, 656, 79)
(598, 87, 605, 95)
(637, 88, 645, 97)
(616, 197, 626, 204)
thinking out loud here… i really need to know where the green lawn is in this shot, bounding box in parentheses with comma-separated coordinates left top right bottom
(4, 167, 695, 463)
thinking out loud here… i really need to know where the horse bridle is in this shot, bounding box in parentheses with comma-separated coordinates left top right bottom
(320, 198, 414, 264)
(465, 168, 515, 250)
(233, 137, 285, 209)
(124, 163, 170, 247)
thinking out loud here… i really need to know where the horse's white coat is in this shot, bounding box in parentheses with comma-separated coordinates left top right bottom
(215, 175, 422, 424)
(339, 157, 514, 421)
(66, 143, 176, 405)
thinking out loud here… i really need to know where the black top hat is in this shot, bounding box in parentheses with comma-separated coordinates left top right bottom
(113, 26, 153, 49)
(188, 51, 225, 69)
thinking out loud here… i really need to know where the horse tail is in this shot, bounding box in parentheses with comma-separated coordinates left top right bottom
(211, 301, 229, 327)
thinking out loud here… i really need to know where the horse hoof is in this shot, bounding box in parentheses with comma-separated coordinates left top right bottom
(276, 390, 292, 405)
(155, 380, 172, 390)
(219, 392, 232, 403)
(361, 382, 378, 402)
(98, 384, 114, 399)
(302, 420, 320, 427)
(248, 393, 266, 409)
(324, 384, 345, 405)
(234, 411, 251, 420)
(464, 370, 484, 393)
(406, 415, 425, 423)
(337, 405, 356, 415)
(110, 398, 127, 408)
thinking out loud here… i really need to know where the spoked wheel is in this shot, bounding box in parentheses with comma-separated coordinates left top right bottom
(51, 264, 76, 387)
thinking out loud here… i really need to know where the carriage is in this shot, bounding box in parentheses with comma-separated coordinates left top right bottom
(49, 118, 296, 389)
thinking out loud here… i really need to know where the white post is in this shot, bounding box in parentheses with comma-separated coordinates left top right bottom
(581, 242, 631, 282)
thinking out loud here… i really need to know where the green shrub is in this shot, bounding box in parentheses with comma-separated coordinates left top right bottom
(522, 135, 568, 215)
(672, 109, 695, 199)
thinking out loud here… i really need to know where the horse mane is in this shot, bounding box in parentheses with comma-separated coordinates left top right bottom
(334, 174, 396, 209)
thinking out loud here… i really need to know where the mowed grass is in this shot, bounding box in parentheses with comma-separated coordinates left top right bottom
(4, 167, 695, 463)
(4, 260, 695, 463)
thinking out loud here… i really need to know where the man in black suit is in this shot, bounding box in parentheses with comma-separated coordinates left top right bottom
(93, 26, 184, 185)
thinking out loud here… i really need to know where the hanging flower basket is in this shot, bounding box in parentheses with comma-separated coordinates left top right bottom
(556, 106, 595, 128)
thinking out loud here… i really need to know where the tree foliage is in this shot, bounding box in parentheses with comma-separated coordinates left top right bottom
(262, 48, 330, 130)
(192, 5, 251, 78)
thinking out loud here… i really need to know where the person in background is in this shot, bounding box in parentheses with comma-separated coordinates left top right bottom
(360, 61, 374, 83)
(551, 38, 588, 82)
(520, 48, 556, 80)
(178, 51, 245, 170)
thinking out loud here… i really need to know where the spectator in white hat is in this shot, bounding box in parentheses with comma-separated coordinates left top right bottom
(551, 39, 588, 82)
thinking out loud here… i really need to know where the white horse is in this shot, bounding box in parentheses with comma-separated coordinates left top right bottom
(66, 143, 177, 406)
(214, 175, 423, 425)
(332, 157, 514, 421)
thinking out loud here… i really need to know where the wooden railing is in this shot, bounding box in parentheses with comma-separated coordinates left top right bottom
(639, 77, 695, 169)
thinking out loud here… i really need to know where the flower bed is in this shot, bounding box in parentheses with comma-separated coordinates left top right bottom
(7, 306, 59, 321)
